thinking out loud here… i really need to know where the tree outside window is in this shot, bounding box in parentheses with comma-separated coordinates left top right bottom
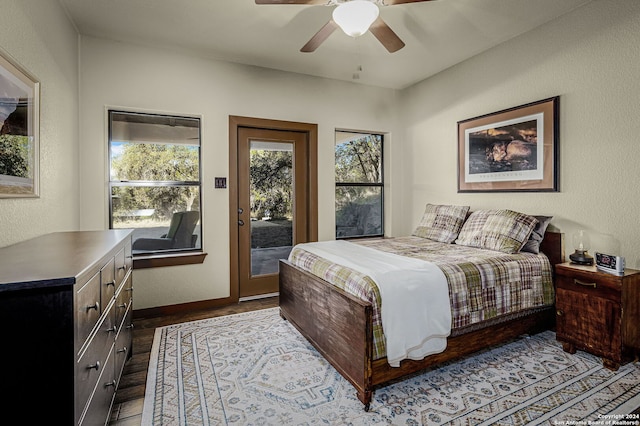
(335, 131, 383, 239)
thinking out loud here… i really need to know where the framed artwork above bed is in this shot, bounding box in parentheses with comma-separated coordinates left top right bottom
(457, 96, 559, 193)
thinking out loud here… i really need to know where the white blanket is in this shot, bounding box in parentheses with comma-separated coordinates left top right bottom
(291, 240, 451, 367)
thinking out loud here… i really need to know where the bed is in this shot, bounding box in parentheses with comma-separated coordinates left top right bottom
(278, 205, 565, 411)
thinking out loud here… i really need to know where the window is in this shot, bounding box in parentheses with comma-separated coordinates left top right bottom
(335, 131, 383, 238)
(109, 111, 202, 256)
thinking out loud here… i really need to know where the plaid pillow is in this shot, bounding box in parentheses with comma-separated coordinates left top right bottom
(455, 209, 538, 254)
(412, 204, 470, 243)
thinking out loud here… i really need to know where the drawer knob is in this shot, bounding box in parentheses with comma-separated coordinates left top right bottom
(118, 266, 126, 271)
(87, 361, 100, 371)
(107, 325, 117, 333)
(574, 279, 597, 288)
(86, 302, 99, 312)
(556, 310, 563, 316)
(105, 380, 116, 388)
(117, 346, 127, 354)
(126, 323, 134, 330)
(118, 302, 127, 310)
(106, 280, 116, 287)
(126, 286, 133, 292)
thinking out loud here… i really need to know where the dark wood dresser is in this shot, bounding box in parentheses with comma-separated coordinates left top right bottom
(555, 262, 640, 370)
(0, 230, 134, 425)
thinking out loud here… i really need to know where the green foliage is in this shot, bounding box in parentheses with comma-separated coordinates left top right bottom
(250, 149, 292, 219)
(0, 134, 30, 177)
(111, 143, 200, 220)
(112, 143, 199, 181)
(335, 134, 382, 183)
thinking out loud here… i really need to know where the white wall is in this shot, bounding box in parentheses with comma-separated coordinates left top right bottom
(0, 0, 79, 246)
(399, 0, 640, 267)
(78, 37, 400, 309)
(7, 0, 637, 310)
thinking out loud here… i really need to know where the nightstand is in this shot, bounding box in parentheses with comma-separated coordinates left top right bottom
(555, 262, 640, 370)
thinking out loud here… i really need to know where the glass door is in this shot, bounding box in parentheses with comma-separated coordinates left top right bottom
(237, 127, 308, 298)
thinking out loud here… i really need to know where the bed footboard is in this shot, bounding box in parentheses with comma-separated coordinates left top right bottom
(279, 259, 374, 409)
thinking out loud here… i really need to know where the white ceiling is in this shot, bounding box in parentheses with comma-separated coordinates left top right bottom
(59, 0, 592, 90)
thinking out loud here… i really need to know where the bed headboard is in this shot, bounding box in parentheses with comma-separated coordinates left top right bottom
(540, 231, 565, 266)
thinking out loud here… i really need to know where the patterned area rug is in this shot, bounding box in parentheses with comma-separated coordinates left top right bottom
(142, 308, 640, 425)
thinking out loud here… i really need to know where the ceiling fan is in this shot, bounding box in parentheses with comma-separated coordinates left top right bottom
(255, 0, 434, 53)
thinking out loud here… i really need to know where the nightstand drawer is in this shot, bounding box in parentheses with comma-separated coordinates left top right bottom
(556, 274, 621, 303)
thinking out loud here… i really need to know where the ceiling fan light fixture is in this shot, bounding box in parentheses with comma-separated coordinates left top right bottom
(332, 1, 379, 38)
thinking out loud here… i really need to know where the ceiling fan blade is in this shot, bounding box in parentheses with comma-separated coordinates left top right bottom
(380, 0, 435, 4)
(255, 0, 330, 4)
(300, 20, 338, 52)
(369, 17, 405, 53)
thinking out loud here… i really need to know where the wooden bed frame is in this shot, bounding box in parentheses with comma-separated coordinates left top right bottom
(278, 231, 565, 411)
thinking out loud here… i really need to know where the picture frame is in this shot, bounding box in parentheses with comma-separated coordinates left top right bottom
(457, 97, 558, 193)
(0, 50, 40, 198)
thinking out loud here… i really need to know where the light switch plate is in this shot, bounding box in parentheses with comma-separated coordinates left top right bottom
(214, 177, 227, 189)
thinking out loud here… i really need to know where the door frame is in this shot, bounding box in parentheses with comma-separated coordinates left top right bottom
(229, 116, 318, 303)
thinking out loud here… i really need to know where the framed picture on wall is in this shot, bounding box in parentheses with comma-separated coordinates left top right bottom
(0, 50, 40, 198)
(457, 96, 559, 192)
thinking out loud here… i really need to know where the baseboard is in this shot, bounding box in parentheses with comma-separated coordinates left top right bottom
(239, 292, 279, 302)
(133, 295, 236, 319)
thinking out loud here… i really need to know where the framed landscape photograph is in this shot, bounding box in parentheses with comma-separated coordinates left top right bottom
(457, 97, 558, 192)
(0, 50, 40, 198)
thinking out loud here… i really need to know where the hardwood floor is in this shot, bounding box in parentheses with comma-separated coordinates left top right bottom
(108, 296, 279, 425)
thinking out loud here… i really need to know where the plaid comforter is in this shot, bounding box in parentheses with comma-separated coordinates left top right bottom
(288, 236, 554, 360)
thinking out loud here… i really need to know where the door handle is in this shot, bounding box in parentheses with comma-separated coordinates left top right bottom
(238, 220, 245, 226)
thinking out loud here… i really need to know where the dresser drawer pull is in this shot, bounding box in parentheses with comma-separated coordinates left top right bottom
(105, 380, 117, 388)
(117, 346, 127, 354)
(126, 286, 133, 293)
(87, 361, 100, 371)
(118, 302, 127, 310)
(126, 323, 134, 330)
(86, 302, 100, 312)
(106, 325, 117, 333)
(118, 265, 127, 271)
(556, 310, 563, 316)
(574, 279, 597, 288)
(106, 280, 116, 287)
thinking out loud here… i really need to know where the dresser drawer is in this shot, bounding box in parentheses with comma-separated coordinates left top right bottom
(124, 239, 132, 271)
(76, 302, 117, 419)
(76, 271, 102, 348)
(115, 275, 132, 330)
(101, 257, 116, 306)
(114, 247, 127, 292)
(115, 305, 133, 383)
(79, 345, 117, 426)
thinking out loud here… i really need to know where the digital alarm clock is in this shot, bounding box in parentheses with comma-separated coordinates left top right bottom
(595, 252, 625, 275)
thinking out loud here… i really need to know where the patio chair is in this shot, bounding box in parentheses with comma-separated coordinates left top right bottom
(132, 211, 200, 251)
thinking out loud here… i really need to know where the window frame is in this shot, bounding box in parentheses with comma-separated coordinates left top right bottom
(107, 109, 206, 268)
(334, 130, 384, 240)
